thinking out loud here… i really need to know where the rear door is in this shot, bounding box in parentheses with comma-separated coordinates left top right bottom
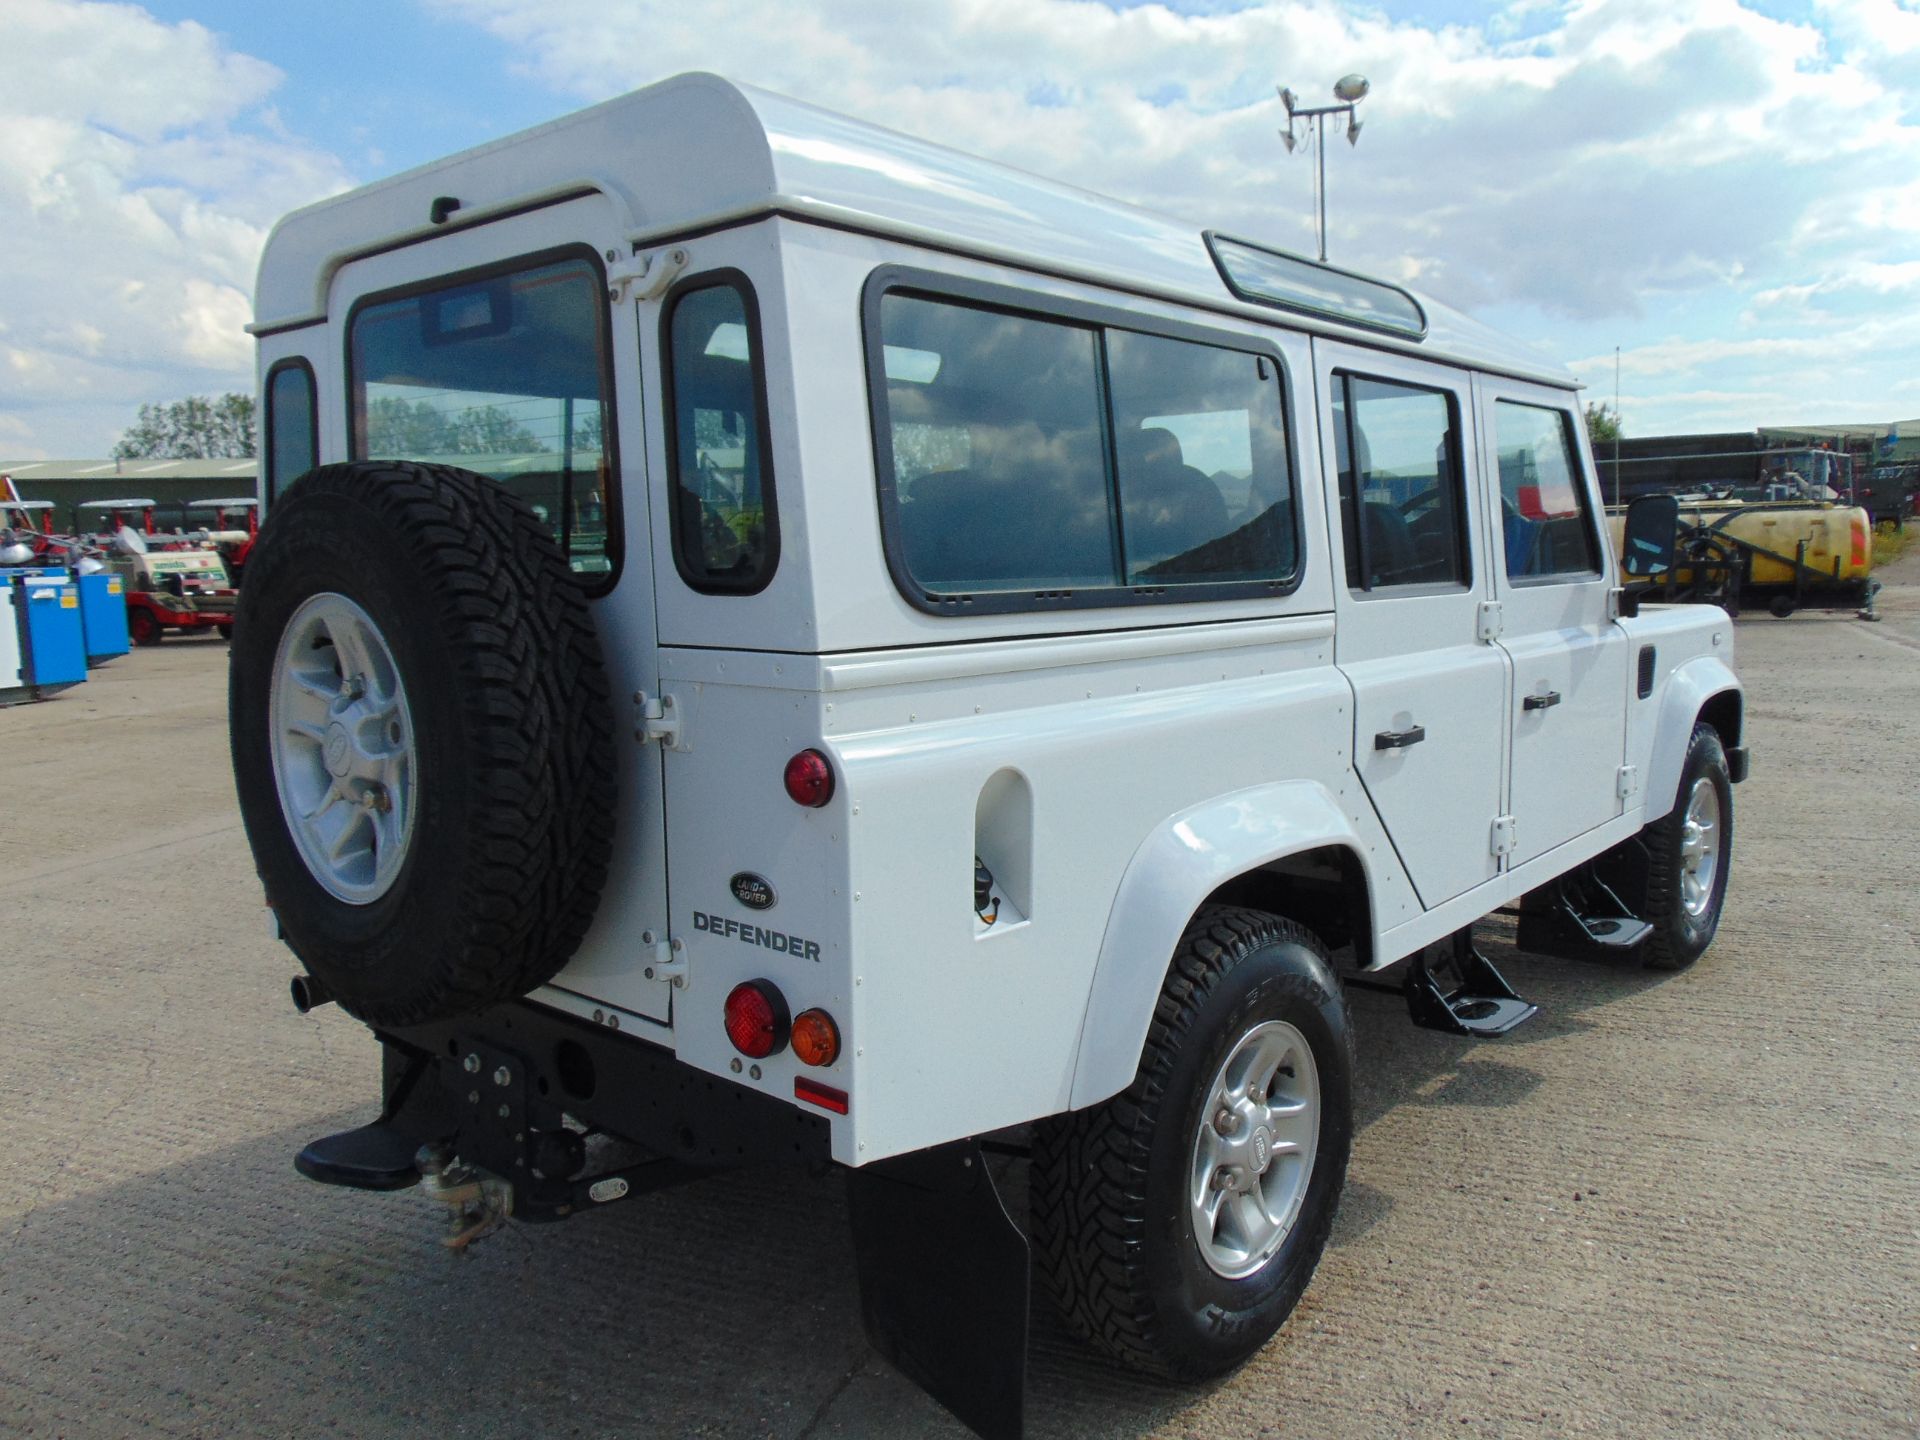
(1474, 377, 1629, 865)
(332, 195, 675, 1024)
(1315, 340, 1509, 909)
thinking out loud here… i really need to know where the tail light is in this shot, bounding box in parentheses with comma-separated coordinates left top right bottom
(790, 1008, 840, 1067)
(1851, 513, 1869, 569)
(723, 980, 789, 1058)
(784, 749, 834, 808)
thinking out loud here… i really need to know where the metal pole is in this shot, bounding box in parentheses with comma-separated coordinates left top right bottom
(1316, 116, 1328, 262)
(1613, 346, 1622, 506)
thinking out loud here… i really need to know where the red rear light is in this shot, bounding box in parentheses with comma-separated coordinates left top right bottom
(784, 749, 835, 808)
(794, 1076, 849, 1114)
(723, 980, 789, 1058)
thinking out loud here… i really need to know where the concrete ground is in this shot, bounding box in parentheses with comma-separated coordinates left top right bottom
(3, 580, 1916, 1440)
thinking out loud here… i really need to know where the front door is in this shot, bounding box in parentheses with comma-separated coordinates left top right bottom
(331, 195, 675, 1024)
(1315, 340, 1509, 910)
(1473, 377, 1629, 866)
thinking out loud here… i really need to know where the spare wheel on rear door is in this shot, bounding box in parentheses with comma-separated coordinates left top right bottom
(228, 461, 616, 1027)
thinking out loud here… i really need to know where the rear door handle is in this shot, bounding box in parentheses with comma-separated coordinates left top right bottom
(1523, 690, 1562, 712)
(1374, 724, 1426, 750)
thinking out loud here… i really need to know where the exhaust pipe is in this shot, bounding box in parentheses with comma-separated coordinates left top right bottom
(290, 973, 334, 1014)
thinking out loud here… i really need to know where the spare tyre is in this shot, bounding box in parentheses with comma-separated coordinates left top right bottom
(229, 461, 616, 1027)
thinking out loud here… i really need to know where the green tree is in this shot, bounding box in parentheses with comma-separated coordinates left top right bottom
(113, 393, 256, 459)
(364, 397, 548, 456)
(1585, 401, 1623, 447)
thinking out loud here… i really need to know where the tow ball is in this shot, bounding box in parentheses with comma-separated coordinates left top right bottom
(415, 1143, 513, 1251)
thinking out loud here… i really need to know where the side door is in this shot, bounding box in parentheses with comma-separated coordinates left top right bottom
(1315, 340, 1509, 909)
(1474, 378, 1629, 865)
(331, 194, 675, 1024)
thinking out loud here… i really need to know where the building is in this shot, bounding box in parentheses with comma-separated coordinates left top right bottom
(0, 458, 259, 531)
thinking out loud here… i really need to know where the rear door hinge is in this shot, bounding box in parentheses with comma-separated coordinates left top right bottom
(1490, 814, 1517, 858)
(634, 690, 683, 749)
(643, 931, 688, 988)
(1616, 764, 1639, 801)
(1476, 601, 1504, 643)
(607, 246, 688, 303)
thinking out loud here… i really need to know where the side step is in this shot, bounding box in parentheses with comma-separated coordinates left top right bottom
(1515, 861, 1654, 961)
(1404, 936, 1538, 1038)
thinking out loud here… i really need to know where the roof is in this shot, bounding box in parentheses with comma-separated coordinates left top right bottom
(252, 72, 1574, 389)
(0, 458, 259, 482)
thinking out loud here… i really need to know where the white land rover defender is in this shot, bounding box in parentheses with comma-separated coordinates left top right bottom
(232, 73, 1746, 1440)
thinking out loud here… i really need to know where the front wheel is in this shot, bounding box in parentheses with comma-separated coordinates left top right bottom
(1640, 723, 1734, 971)
(1030, 907, 1352, 1379)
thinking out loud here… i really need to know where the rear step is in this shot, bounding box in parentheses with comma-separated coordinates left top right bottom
(1403, 934, 1539, 1038)
(296, 1121, 424, 1191)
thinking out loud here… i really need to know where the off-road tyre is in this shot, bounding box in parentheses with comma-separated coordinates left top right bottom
(1640, 722, 1733, 971)
(1029, 906, 1352, 1380)
(229, 461, 615, 1027)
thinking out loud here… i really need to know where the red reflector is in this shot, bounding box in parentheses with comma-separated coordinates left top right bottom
(1852, 515, 1868, 568)
(784, 749, 835, 808)
(723, 980, 789, 1058)
(794, 1076, 848, 1114)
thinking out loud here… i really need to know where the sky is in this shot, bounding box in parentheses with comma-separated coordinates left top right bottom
(4, 0, 1919, 458)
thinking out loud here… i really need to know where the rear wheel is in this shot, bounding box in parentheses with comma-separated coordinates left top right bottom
(1030, 907, 1352, 1379)
(128, 607, 161, 646)
(1641, 723, 1733, 971)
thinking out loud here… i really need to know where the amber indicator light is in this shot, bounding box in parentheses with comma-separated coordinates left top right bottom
(790, 1008, 840, 1067)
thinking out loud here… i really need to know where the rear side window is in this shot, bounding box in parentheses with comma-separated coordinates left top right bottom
(870, 284, 1298, 611)
(264, 359, 317, 504)
(1493, 401, 1601, 581)
(1330, 373, 1468, 591)
(662, 275, 780, 594)
(348, 250, 619, 588)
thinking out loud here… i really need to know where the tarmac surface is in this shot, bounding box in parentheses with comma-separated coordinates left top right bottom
(4, 570, 1917, 1439)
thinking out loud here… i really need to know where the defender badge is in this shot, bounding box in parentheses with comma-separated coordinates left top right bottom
(730, 872, 777, 910)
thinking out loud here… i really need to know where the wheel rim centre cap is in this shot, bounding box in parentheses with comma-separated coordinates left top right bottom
(323, 723, 353, 777)
(1250, 1125, 1273, 1173)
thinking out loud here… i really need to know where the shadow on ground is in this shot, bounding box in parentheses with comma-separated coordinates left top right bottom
(1, 934, 1672, 1440)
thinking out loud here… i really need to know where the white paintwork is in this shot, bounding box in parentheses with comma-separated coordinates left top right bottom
(1474, 372, 1630, 866)
(253, 71, 1742, 1169)
(1316, 338, 1508, 908)
(250, 74, 1569, 389)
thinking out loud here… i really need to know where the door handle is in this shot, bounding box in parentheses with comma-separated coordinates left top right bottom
(1523, 690, 1562, 712)
(1374, 724, 1426, 750)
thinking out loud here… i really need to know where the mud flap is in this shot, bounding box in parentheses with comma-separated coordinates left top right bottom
(846, 1139, 1029, 1440)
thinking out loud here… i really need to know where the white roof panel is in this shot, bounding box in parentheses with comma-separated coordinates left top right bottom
(253, 72, 1574, 388)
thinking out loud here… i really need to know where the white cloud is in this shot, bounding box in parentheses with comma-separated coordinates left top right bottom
(416, 0, 1920, 434)
(0, 0, 351, 454)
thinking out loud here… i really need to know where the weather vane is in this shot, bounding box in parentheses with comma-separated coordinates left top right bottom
(1278, 74, 1370, 262)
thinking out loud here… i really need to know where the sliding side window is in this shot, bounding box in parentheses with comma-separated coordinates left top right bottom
(1330, 373, 1468, 592)
(1492, 401, 1601, 581)
(349, 250, 619, 588)
(871, 286, 1298, 609)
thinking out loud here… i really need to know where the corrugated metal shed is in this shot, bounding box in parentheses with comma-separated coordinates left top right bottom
(0, 458, 259, 530)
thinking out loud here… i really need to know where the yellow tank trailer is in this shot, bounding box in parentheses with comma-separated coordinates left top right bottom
(1607, 500, 1874, 616)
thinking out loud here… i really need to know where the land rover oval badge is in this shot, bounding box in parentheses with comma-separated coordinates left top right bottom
(730, 872, 777, 911)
